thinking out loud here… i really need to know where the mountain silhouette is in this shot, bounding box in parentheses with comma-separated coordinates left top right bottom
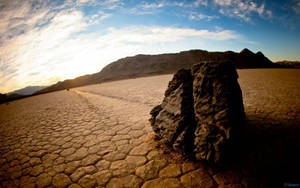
(37, 48, 281, 94)
(8, 86, 47, 96)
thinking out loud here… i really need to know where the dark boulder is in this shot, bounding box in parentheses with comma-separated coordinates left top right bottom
(192, 61, 245, 162)
(149, 61, 245, 163)
(150, 69, 195, 151)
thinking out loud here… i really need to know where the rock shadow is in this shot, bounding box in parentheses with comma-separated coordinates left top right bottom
(240, 114, 300, 186)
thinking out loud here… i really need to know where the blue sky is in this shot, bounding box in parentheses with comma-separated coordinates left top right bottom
(0, 0, 300, 93)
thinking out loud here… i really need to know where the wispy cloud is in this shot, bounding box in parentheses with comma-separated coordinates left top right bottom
(141, 2, 165, 9)
(173, 0, 208, 8)
(214, 0, 272, 22)
(189, 12, 219, 21)
(87, 10, 112, 24)
(98, 11, 112, 20)
(291, 0, 300, 14)
(76, 0, 123, 9)
(129, 0, 272, 22)
(129, 0, 209, 15)
(0, 8, 89, 92)
(106, 26, 240, 43)
(0, 0, 122, 93)
(129, 1, 166, 15)
(194, 0, 208, 7)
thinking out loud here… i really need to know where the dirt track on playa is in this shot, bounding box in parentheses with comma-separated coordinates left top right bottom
(1, 69, 300, 187)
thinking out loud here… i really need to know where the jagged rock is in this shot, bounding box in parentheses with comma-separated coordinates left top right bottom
(192, 61, 245, 162)
(149, 61, 245, 163)
(150, 69, 194, 151)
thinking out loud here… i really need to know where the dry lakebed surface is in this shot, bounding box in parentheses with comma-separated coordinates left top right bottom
(1, 69, 300, 188)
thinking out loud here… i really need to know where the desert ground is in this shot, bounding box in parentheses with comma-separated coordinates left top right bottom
(0, 69, 300, 188)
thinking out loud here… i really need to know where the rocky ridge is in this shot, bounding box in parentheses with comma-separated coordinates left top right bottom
(37, 48, 280, 94)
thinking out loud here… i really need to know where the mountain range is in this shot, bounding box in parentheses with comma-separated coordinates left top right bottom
(276, 60, 300, 68)
(8, 86, 48, 96)
(0, 48, 287, 104)
(36, 48, 281, 94)
(0, 86, 48, 104)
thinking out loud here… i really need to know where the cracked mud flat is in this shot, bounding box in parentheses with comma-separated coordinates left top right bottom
(1, 69, 300, 188)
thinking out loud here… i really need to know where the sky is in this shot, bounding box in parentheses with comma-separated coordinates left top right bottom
(0, 0, 300, 93)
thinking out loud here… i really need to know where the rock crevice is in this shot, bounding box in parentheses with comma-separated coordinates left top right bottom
(150, 61, 245, 163)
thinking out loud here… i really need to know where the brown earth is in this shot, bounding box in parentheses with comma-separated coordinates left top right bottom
(0, 69, 299, 187)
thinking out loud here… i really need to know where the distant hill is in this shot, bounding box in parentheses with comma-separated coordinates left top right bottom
(0, 93, 25, 104)
(0, 93, 6, 102)
(36, 48, 281, 94)
(9, 86, 47, 96)
(0, 86, 47, 104)
(276, 61, 300, 68)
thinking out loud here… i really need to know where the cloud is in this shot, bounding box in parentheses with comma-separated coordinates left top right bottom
(87, 10, 112, 24)
(0, 0, 46, 42)
(141, 2, 165, 9)
(28, 72, 40, 76)
(129, 1, 166, 15)
(97, 0, 124, 9)
(172, 0, 208, 8)
(130, 0, 208, 15)
(105, 26, 240, 44)
(98, 11, 112, 20)
(214, 0, 232, 6)
(129, 0, 271, 22)
(0, 0, 94, 92)
(194, 0, 208, 7)
(76, 0, 123, 9)
(189, 12, 219, 21)
(78, 0, 96, 3)
(291, 0, 300, 14)
(214, 0, 272, 21)
(0, 8, 89, 92)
